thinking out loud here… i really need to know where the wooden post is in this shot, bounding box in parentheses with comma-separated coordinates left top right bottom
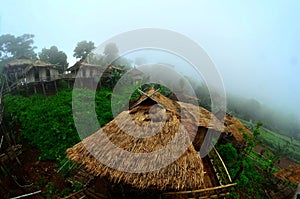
(41, 83, 46, 97)
(54, 80, 58, 92)
(10, 190, 41, 199)
(34, 85, 37, 94)
(4, 75, 10, 93)
(1, 125, 12, 146)
(25, 83, 29, 97)
(90, 79, 93, 90)
(15, 156, 22, 166)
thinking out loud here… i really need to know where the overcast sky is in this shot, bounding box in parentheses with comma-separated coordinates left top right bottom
(0, 1, 299, 116)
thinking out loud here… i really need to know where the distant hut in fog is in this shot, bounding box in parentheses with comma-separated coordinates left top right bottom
(66, 61, 123, 88)
(67, 61, 123, 79)
(67, 61, 101, 79)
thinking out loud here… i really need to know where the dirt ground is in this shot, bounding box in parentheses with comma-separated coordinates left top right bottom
(0, 142, 70, 198)
(1, 142, 298, 198)
(254, 145, 297, 168)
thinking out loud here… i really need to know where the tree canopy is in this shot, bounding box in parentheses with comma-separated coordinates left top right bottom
(0, 34, 37, 70)
(104, 42, 119, 64)
(73, 40, 95, 60)
(39, 46, 68, 73)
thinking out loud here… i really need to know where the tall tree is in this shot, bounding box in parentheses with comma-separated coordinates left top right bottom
(39, 46, 68, 73)
(0, 34, 37, 71)
(0, 34, 36, 60)
(73, 40, 95, 60)
(103, 42, 119, 64)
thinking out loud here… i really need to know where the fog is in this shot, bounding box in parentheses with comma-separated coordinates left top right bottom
(1, 1, 299, 118)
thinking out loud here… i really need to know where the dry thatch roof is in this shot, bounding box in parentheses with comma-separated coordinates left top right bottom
(178, 101, 224, 132)
(5, 58, 53, 68)
(67, 61, 123, 72)
(67, 89, 251, 191)
(137, 89, 250, 143)
(67, 61, 102, 71)
(274, 164, 300, 185)
(22, 60, 55, 74)
(131, 89, 222, 130)
(67, 89, 205, 191)
(5, 58, 33, 68)
(222, 115, 252, 142)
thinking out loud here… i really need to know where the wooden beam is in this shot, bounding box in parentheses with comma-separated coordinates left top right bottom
(163, 183, 236, 195)
(54, 80, 58, 92)
(10, 190, 41, 199)
(212, 146, 232, 182)
(42, 83, 46, 97)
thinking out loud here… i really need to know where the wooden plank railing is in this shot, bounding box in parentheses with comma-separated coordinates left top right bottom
(208, 146, 233, 185)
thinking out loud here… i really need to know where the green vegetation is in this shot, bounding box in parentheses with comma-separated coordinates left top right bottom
(217, 143, 270, 198)
(240, 118, 300, 163)
(189, 80, 300, 142)
(227, 94, 300, 141)
(4, 88, 113, 161)
(39, 46, 68, 72)
(73, 40, 95, 60)
(0, 34, 37, 71)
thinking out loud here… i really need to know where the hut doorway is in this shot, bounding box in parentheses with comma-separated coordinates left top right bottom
(34, 68, 39, 82)
(46, 68, 51, 81)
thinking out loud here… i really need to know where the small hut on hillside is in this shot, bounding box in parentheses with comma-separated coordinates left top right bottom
(214, 111, 252, 149)
(67, 61, 101, 79)
(66, 61, 123, 89)
(67, 61, 123, 79)
(4, 57, 33, 85)
(223, 115, 252, 142)
(66, 89, 236, 198)
(22, 60, 59, 83)
(126, 67, 146, 85)
(4, 57, 59, 85)
(3, 58, 60, 95)
(274, 164, 300, 185)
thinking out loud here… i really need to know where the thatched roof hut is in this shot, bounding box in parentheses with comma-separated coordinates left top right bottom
(67, 61, 123, 78)
(223, 115, 252, 142)
(215, 111, 252, 143)
(274, 164, 300, 185)
(5, 58, 33, 68)
(67, 89, 206, 191)
(4, 58, 59, 85)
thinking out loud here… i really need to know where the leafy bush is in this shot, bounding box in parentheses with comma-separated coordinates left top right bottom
(4, 88, 113, 161)
(217, 143, 269, 198)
